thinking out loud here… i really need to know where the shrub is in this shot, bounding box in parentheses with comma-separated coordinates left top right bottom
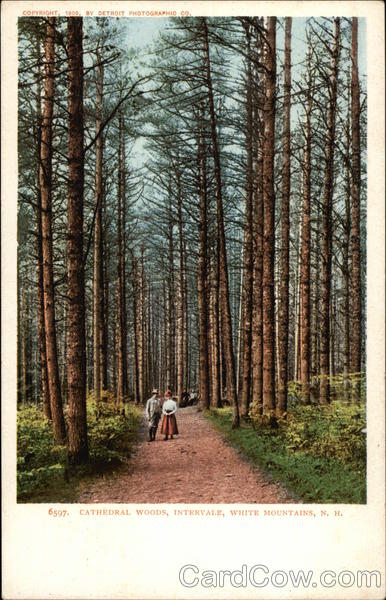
(17, 400, 142, 500)
(207, 398, 366, 503)
(17, 406, 67, 498)
(283, 402, 366, 466)
(86, 401, 142, 466)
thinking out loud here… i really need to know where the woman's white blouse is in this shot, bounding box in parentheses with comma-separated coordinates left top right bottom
(162, 399, 177, 415)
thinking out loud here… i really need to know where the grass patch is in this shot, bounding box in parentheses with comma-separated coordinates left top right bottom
(17, 398, 142, 503)
(205, 401, 366, 504)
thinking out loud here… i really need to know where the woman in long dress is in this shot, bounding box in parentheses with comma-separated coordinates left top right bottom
(160, 389, 179, 441)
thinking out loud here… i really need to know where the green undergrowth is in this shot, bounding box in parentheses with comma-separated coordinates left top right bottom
(205, 401, 366, 504)
(17, 397, 142, 503)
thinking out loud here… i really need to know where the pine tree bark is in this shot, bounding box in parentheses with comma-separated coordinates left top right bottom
(116, 117, 123, 408)
(37, 190, 51, 418)
(122, 133, 129, 400)
(300, 54, 312, 405)
(343, 98, 351, 401)
(161, 280, 168, 391)
(294, 245, 301, 382)
(93, 51, 103, 410)
(329, 294, 335, 378)
(166, 189, 175, 391)
(236, 258, 244, 398)
(277, 17, 292, 416)
(131, 252, 140, 404)
(197, 121, 210, 409)
(240, 22, 254, 419)
(320, 18, 340, 405)
(312, 199, 321, 385)
(112, 310, 117, 395)
(101, 194, 109, 390)
(183, 241, 189, 391)
(66, 17, 88, 463)
(35, 39, 51, 418)
(251, 37, 264, 415)
(350, 16, 362, 401)
(40, 17, 66, 443)
(60, 305, 68, 401)
(144, 278, 151, 395)
(210, 253, 221, 408)
(21, 290, 33, 403)
(116, 110, 129, 410)
(262, 17, 277, 423)
(120, 117, 129, 403)
(137, 249, 145, 402)
(202, 17, 240, 427)
(176, 166, 185, 402)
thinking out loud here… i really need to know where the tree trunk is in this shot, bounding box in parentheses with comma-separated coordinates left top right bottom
(262, 17, 277, 424)
(161, 280, 168, 392)
(40, 17, 66, 443)
(236, 247, 244, 397)
(251, 38, 264, 416)
(350, 17, 362, 401)
(343, 100, 351, 402)
(329, 293, 335, 379)
(183, 240, 189, 390)
(202, 17, 239, 427)
(137, 249, 145, 402)
(144, 276, 151, 396)
(131, 252, 140, 404)
(93, 51, 103, 410)
(21, 290, 33, 403)
(210, 253, 221, 408)
(36, 193, 51, 418)
(176, 166, 184, 402)
(112, 308, 117, 396)
(167, 189, 175, 391)
(60, 305, 68, 402)
(300, 55, 312, 405)
(35, 39, 51, 418)
(197, 120, 210, 409)
(116, 110, 128, 411)
(311, 197, 321, 385)
(293, 216, 302, 383)
(277, 17, 292, 416)
(121, 117, 129, 405)
(294, 253, 301, 382)
(66, 17, 88, 463)
(101, 194, 109, 390)
(240, 24, 254, 419)
(320, 18, 340, 405)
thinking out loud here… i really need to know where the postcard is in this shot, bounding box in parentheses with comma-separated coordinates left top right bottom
(2, 1, 385, 598)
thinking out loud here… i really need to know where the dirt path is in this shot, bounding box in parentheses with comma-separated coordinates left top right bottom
(78, 407, 294, 503)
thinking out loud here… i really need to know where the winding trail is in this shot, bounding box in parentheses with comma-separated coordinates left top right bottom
(78, 407, 294, 503)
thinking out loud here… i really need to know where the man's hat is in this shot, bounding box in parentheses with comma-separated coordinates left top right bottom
(152, 388, 158, 394)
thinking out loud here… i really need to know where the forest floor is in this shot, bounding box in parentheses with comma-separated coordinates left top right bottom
(77, 406, 294, 503)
